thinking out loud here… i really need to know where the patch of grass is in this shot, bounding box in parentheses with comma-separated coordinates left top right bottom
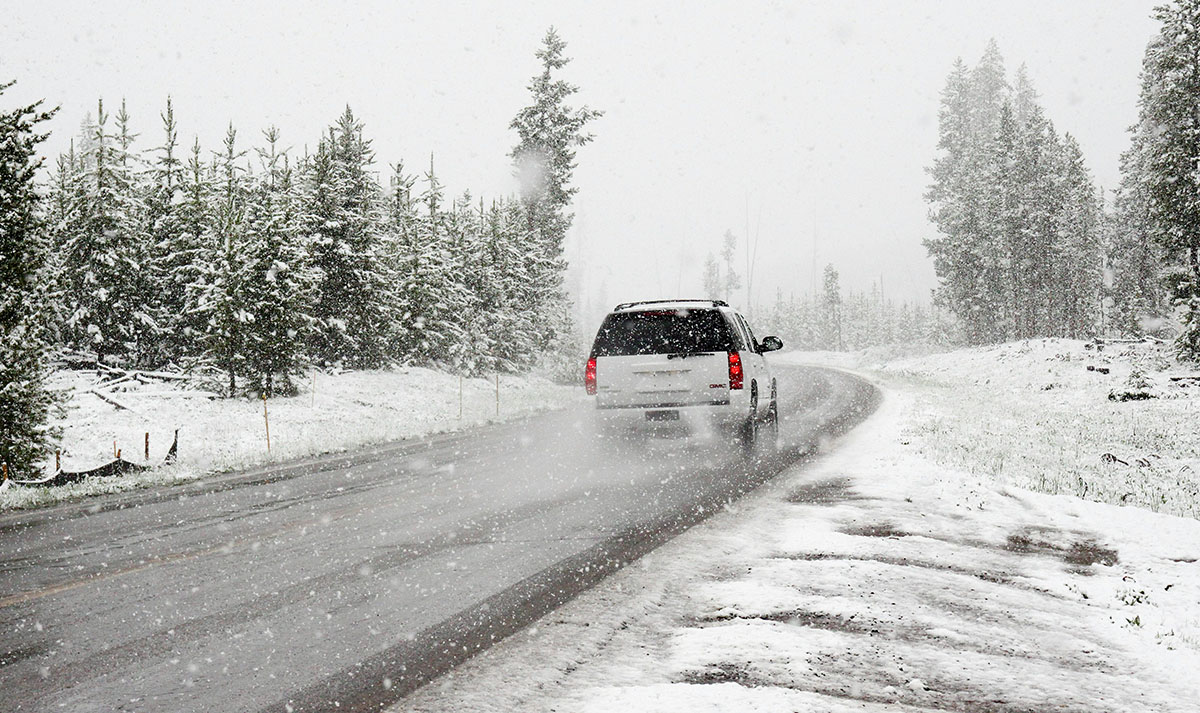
(879, 340, 1200, 520)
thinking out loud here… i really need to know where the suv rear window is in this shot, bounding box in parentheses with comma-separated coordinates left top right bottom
(590, 309, 734, 357)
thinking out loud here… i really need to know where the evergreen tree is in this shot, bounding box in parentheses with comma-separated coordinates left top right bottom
(0, 80, 58, 475)
(44, 141, 82, 349)
(1056, 135, 1103, 338)
(112, 100, 159, 366)
(509, 27, 602, 356)
(240, 128, 309, 395)
(720, 229, 741, 305)
(198, 124, 248, 395)
(820, 264, 843, 350)
(1128, 0, 1200, 359)
(304, 107, 388, 368)
(177, 137, 216, 360)
(60, 99, 146, 364)
(145, 98, 194, 364)
(925, 56, 999, 344)
(1108, 123, 1169, 336)
(399, 158, 468, 366)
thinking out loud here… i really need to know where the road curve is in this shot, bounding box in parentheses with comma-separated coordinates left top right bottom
(0, 365, 877, 713)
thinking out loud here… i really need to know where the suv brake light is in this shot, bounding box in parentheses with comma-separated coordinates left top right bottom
(728, 351, 743, 390)
(585, 357, 597, 395)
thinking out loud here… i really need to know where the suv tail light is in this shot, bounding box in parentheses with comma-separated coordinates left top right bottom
(585, 357, 597, 395)
(728, 351, 743, 390)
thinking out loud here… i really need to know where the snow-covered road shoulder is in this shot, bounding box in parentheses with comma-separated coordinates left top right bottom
(1, 367, 581, 510)
(395, 371, 1200, 712)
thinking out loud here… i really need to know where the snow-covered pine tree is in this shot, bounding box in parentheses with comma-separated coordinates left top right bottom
(239, 127, 309, 396)
(111, 100, 159, 366)
(1107, 123, 1169, 336)
(444, 192, 491, 374)
(402, 158, 467, 366)
(379, 161, 419, 362)
(820, 264, 843, 351)
(1010, 70, 1061, 338)
(1128, 0, 1200, 359)
(0, 80, 59, 475)
(925, 57, 997, 344)
(199, 124, 248, 395)
(479, 197, 536, 372)
(144, 98, 195, 365)
(494, 197, 544, 369)
(304, 107, 388, 369)
(44, 141, 83, 349)
(1055, 135, 1103, 339)
(509, 27, 602, 364)
(721, 230, 741, 305)
(177, 137, 216, 360)
(60, 99, 147, 365)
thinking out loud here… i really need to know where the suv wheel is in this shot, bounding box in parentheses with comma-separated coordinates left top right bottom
(739, 412, 758, 454)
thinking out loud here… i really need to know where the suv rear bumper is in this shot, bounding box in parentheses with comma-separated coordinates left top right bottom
(593, 399, 752, 438)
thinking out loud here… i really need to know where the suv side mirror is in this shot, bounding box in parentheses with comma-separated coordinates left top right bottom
(760, 335, 783, 353)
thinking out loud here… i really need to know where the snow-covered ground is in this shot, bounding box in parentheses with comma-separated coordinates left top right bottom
(394, 340, 1200, 712)
(0, 367, 580, 510)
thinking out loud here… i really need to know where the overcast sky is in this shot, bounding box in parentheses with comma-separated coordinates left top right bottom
(4, 1, 1161, 328)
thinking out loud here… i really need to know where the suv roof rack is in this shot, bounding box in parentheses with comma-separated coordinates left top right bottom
(612, 299, 728, 311)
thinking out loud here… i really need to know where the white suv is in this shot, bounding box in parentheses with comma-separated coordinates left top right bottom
(584, 299, 783, 448)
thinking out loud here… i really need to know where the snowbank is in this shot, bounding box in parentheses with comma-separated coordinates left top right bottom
(820, 339, 1200, 520)
(0, 367, 581, 510)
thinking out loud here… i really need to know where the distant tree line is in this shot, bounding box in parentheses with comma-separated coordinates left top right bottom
(0, 28, 599, 475)
(757, 264, 955, 352)
(49, 28, 597, 393)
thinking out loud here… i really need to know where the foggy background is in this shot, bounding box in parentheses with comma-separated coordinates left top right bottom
(4, 0, 1159, 331)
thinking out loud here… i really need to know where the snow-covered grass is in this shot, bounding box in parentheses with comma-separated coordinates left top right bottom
(0, 367, 580, 511)
(850, 339, 1200, 520)
(392, 342, 1200, 712)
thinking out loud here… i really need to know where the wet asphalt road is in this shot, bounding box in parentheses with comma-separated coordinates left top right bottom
(0, 365, 877, 713)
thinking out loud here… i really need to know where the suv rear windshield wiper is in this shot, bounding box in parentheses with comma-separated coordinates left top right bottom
(666, 351, 714, 360)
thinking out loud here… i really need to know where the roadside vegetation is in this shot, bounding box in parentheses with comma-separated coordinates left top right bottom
(1, 29, 599, 479)
(850, 338, 1200, 521)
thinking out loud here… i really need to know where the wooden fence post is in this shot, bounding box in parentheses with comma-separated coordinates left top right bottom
(262, 393, 271, 453)
(145, 432, 150, 461)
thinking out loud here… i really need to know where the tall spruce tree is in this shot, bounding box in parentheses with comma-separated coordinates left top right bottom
(305, 107, 388, 368)
(111, 100, 160, 365)
(199, 124, 248, 395)
(0, 80, 58, 476)
(820, 264, 843, 350)
(177, 137, 216, 360)
(60, 99, 146, 364)
(240, 128, 308, 395)
(145, 98, 194, 364)
(721, 230, 741, 305)
(1127, 0, 1200, 359)
(1056, 135, 1103, 338)
(509, 27, 602, 356)
(1108, 122, 1169, 335)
